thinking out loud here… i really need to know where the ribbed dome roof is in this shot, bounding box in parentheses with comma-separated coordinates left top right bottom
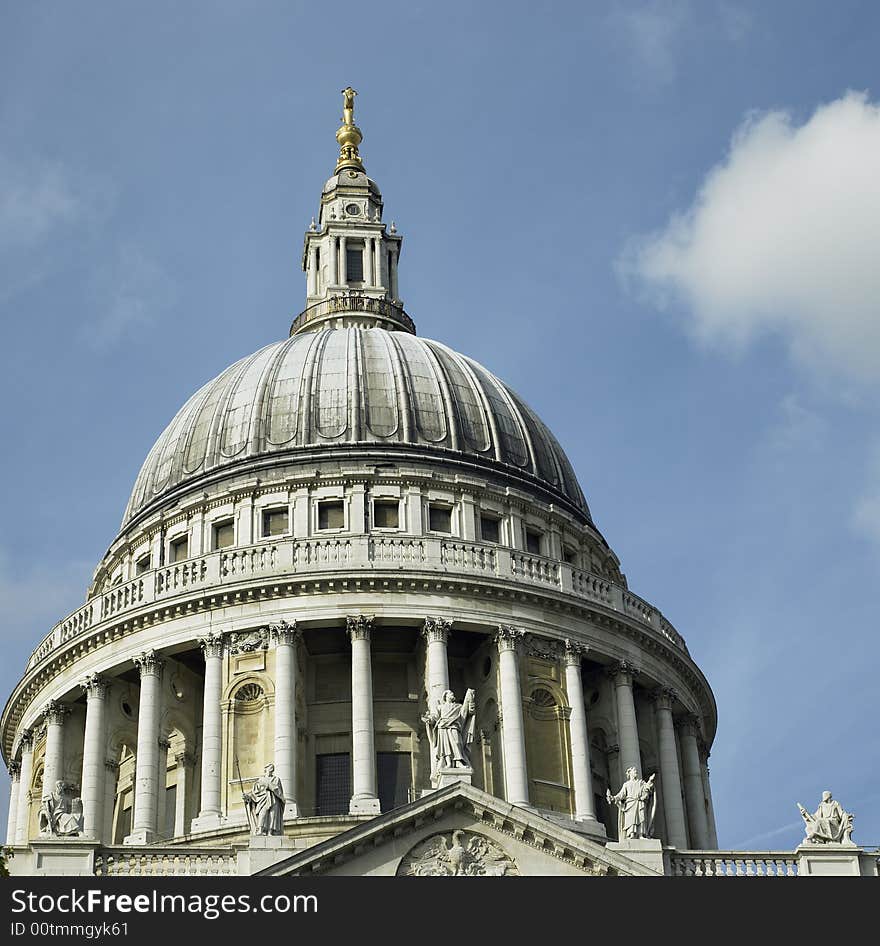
(123, 327, 590, 526)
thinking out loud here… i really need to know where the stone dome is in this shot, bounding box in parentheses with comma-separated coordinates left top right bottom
(123, 326, 590, 527)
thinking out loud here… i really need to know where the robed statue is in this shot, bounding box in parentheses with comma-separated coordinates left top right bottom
(422, 689, 476, 773)
(38, 780, 84, 837)
(798, 791, 855, 845)
(243, 763, 285, 836)
(607, 767, 657, 840)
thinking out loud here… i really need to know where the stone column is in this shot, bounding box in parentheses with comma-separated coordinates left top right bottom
(42, 700, 70, 794)
(700, 744, 719, 849)
(15, 730, 34, 845)
(495, 625, 529, 807)
(173, 751, 192, 837)
(328, 235, 338, 285)
(308, 245, 319, 296)
(609, 661, 641, 777)
(339, 235, 347, 285)
(652, 687, 688, 849)
(389, 245, 399, 300)
(271, 620, 301, 819)
(363, 236, 374, 286)
(373, 237, 383, 288)
(80, 674, 110, 841)
(6, 762, 20, 846)
(679, 715, 711, 850)
(192, 632, 224, 832)
(125, 650, 164, 845)
(563, 641, 598, 823)
(422, 617, 451, 708)
(348, 615, 380, 814)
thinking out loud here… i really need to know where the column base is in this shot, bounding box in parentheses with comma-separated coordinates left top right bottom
(349, 795, 381, 815)
(123, 829, 157, 846)
(189, 812, 226, 834)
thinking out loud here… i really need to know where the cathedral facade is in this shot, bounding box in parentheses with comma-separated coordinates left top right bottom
(7, 91, 867, 878)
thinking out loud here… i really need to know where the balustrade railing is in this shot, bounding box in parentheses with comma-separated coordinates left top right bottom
(94, 848, 238, 876)
(25, 534, 689, 671)
(669, 853, 798, 877)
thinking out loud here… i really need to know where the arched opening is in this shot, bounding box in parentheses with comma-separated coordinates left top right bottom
(525, 686, 572, 814)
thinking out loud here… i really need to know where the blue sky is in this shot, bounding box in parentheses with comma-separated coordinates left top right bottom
(1, 1, 878, 850)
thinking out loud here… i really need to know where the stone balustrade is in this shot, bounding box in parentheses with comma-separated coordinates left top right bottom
(25, 535, 689, 672)
(669, 852, 799, 876)
(94, 847, 239, 876)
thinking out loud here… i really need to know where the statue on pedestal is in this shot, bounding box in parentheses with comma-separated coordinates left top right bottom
(607, 767, 656, 840)
(798, 791, 855, 845)
(38, 780, 84, 837)
(243, 763, 285, 836)
(422, 689, 476, 772)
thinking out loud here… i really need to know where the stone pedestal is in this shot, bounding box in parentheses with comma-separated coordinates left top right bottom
(796, 843, 872, 876)
(27, 840, 99, 876)
(436, 766, 472, 789)
(237, 833, 298, 875)
(606, 837, 665, 875)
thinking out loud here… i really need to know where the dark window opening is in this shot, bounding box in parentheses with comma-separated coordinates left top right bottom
(316, 753, 351, 816)
(169, 536, 189, 563)
(429, 505, 452, 534)
(562, 545, 577, 566)
(262, 508, 289, 537)
(164, 784, 177, 838)
(213, 519, 234, 550)
(373, 500, 399, 529)
(318, 500, 345, 530)
(525, 529, 542, 555)
(480, 515, 500, 543)
(346, 247, 364, 282)
(377, 752, 411, 812)
(135, 553, 151, 575)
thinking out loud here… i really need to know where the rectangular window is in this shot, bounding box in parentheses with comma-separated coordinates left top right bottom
(480, 514, 501, 543)
(169, 535, 189, 563)
(318, 500, 345, 530)
(428, 504, 452, 534)
(346, 247, 364, 282)
(164, 784, 177, 839)
(135, 553, 151, 575)
(562, 545, 577, 566)
(262, 507, 289, 537)
(377, 752, 411, 812)
(315, 753, 351, 816)
(525, 529, 542, 555)
(373, 500, 399, 529)
(213, 519, 234, 550)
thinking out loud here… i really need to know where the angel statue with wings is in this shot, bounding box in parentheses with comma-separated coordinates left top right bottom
(422, 688, 476, 773)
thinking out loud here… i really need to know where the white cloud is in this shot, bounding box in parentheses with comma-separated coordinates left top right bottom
(620, 91, 880, 383)
(0, 156, 80, 250)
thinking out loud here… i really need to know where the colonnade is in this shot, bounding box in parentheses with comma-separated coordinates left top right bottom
(4, 619, 716, 850)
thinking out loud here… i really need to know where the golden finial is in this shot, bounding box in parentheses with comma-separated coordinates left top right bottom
(335, 86, 364, 174)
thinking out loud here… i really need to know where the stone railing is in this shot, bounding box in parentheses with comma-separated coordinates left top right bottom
(94, 847, 239, 876)
(669, 852, 799, 877)
(289, 293, 416, 336)
(25, 535, 689, 671)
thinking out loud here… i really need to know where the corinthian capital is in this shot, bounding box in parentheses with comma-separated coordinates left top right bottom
(607, 659, 638, 685)
(651, 685, 678, 711)
(269, 619, 302, 647)
(563, 639, 589, 667)
(43, 700, 72, 726)
(495, 624, 525, 653)
(199, 632, 225, 660)
(17, 728, 34, 753)
(347, 614, 374, 642)
(133, 650, 165, 678)
(9, 760, 21, 780)
(81, 674, 111, 700)
(422, 616, 451, 645)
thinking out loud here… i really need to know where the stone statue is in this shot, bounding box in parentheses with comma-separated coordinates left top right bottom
(422, 689, 476, 771)
(38, 780, 84, 837)
(798, 791, 855, 845)
(243, 763, 285, 836)
(607, 767, 656, 840)
(342, 86, 356, 126)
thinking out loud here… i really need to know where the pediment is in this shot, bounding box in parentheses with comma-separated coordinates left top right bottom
(257, 783, 656, 877)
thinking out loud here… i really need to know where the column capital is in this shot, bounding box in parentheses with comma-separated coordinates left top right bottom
(651, 685, 678, 711)
(81, 673, 111, 700)
(133, 649, 165, 678)
(347, 614, 374, 642)
(495, 624, 525, 652)
(174, 750, 195, 768)
(677, 713, 703, 739)
(607, 659, 638, 685)
(269, 619, 302, 647)
(17, 728, 34, 753)
(42, 699, 72, 726)
(157, 737, 171, 752)
(104, 758, 119, 774)
(698, 738, 711, 762)
(198, 632, 225, 660)
(9, 760, 21, 781)
(563, 639, 589, 667)
(422, 616, 451, 645)
(525, 634, 563, 662)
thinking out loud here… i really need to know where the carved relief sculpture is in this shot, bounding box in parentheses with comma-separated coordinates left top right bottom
(607, 767, 657, 840)
(798, 791, 855, 845)
(397, 830, 518, 876)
